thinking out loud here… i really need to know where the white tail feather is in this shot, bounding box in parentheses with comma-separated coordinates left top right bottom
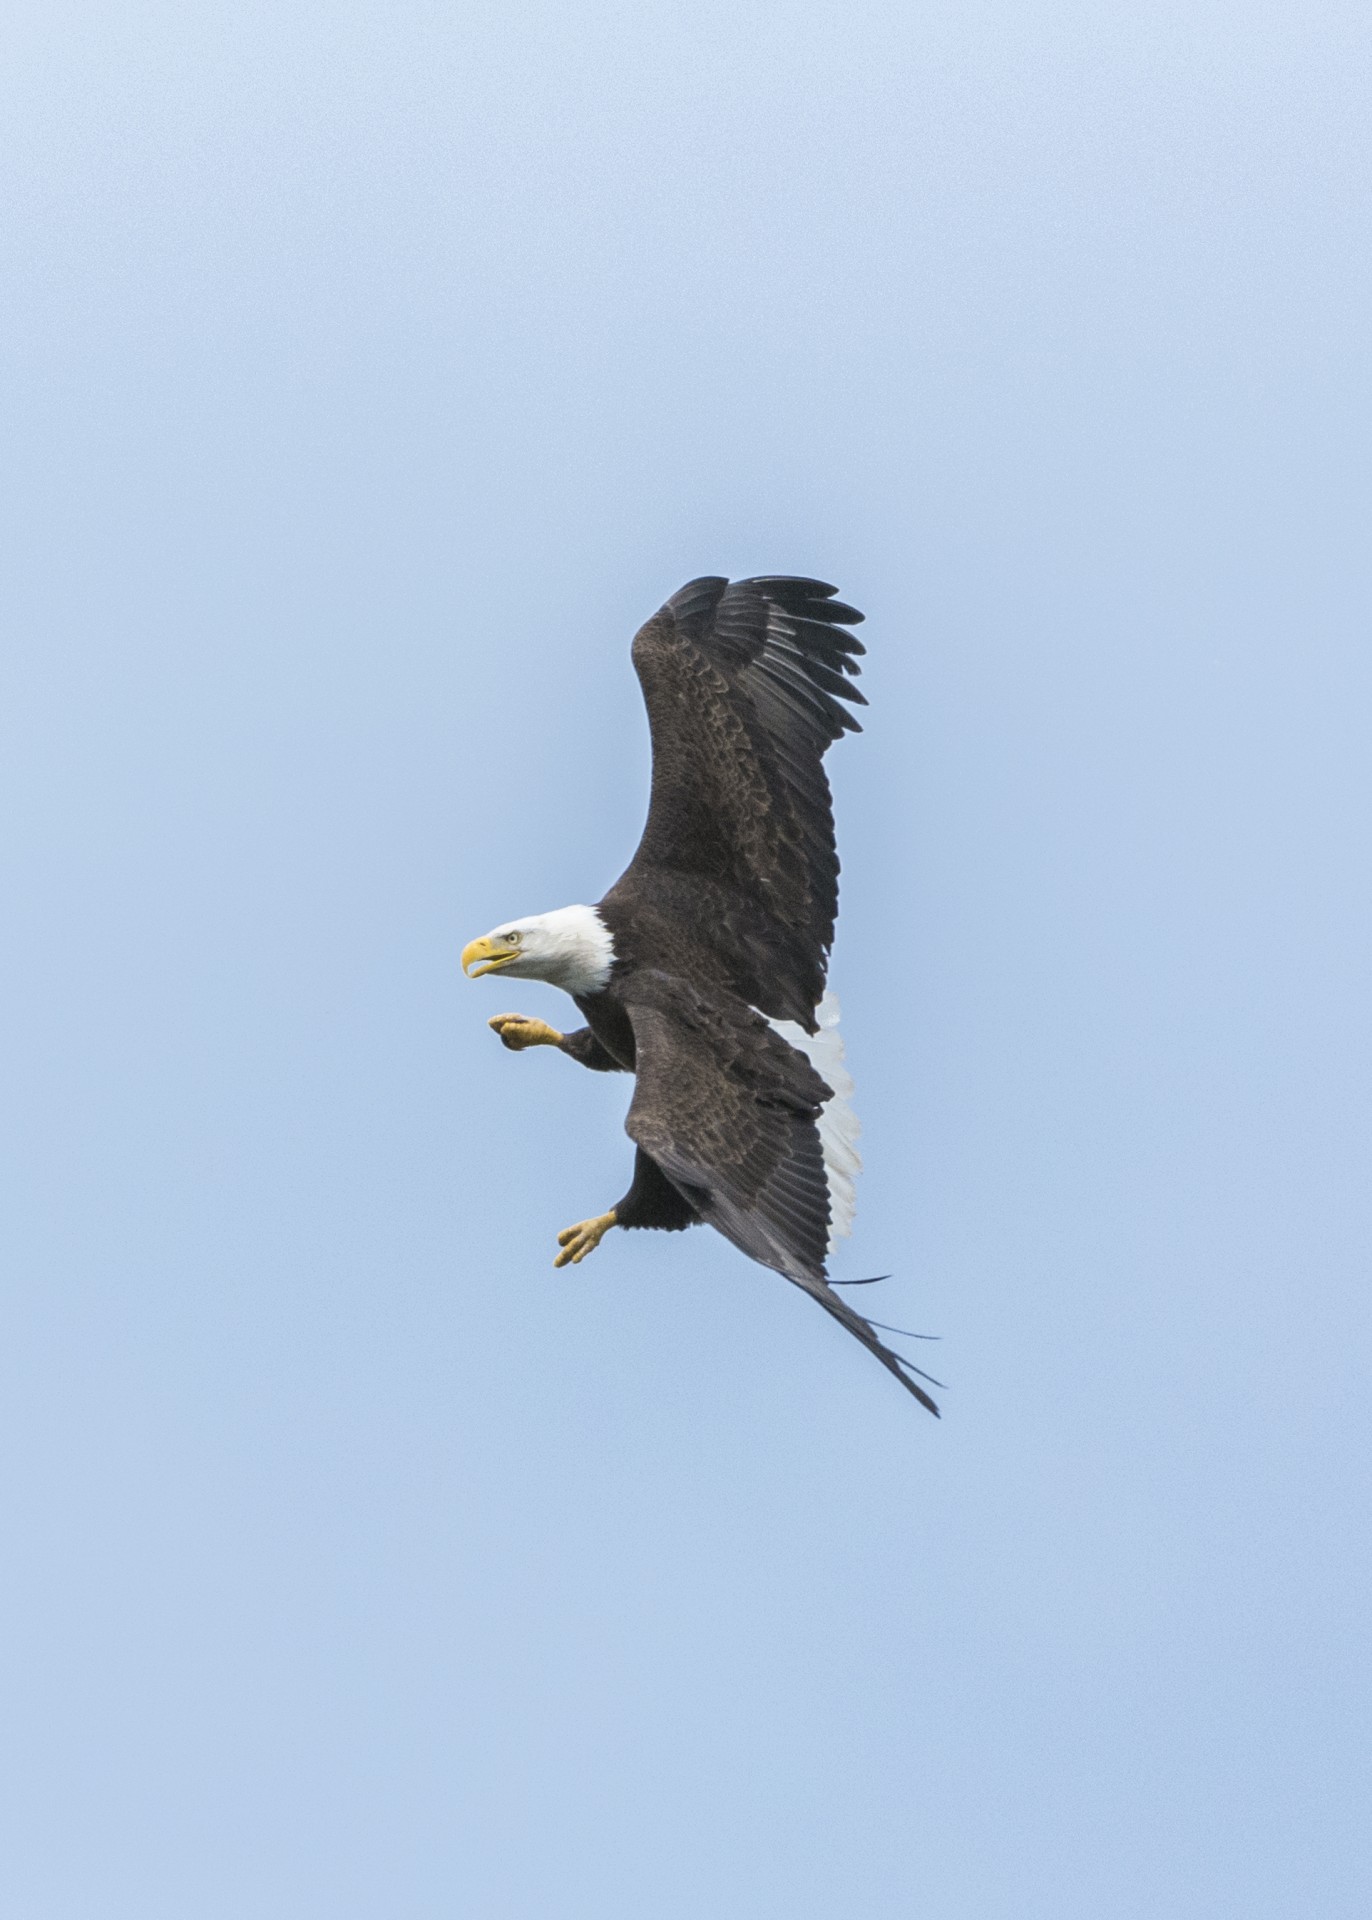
(763, 991, 861, 1253)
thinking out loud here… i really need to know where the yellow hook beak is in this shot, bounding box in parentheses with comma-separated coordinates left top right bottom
(461, 935, 516, 979)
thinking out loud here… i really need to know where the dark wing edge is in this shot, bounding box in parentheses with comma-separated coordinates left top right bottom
(784, 1272, 941, 1418)
(668, 574, 867, 740)
(622, 977, 939, 1417)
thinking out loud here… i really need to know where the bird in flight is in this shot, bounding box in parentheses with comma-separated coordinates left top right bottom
(462, 576, 938, 1413)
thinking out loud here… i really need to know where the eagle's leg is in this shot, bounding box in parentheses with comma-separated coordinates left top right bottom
(553, 1152, 697, 1268)
(488, 1013, 563, 1051)
(553, 1210, 618, 1268)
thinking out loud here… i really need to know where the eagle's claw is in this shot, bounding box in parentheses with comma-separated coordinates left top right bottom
(489, 1013, 563, 1051)
(554, 1211, 618, 1268)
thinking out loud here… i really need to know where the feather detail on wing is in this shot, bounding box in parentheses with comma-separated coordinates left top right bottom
(620, 577, 865, 1020)
(761, 990, 860, 1251)
(621, 972, 937, 1415)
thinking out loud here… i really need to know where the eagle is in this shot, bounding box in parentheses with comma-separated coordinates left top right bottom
(462, 575, 938, 1414)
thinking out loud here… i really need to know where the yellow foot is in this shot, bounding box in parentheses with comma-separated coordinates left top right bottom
(554, 1210, 618, 1268)
(488, 1013, 564, 1052)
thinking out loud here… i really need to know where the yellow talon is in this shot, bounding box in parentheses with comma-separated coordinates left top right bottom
(488, 1013, 564, 1051)
(554, 1210, 618, 1268)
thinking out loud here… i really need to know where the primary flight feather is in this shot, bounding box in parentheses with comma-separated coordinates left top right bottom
(462, 575, 937, 1414)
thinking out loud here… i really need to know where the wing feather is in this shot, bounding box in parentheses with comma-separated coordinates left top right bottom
(617, 576, 866, 1018)
(621, 973, 938, 1415)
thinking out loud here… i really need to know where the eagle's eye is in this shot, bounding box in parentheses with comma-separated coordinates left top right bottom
(505, 930, 522, 946)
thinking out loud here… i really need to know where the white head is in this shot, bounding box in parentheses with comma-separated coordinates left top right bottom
(461, 904, 615, 996)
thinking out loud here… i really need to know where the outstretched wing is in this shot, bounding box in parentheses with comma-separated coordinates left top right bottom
(622, 971, 938, 1416)
(618, 576, 865, 1021)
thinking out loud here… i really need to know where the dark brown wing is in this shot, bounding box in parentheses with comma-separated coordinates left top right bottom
(619, 576, 865, 1020)
(621, 971, 938, 1416)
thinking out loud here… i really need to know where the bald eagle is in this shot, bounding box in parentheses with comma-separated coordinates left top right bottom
(462, 576, 938, 1414)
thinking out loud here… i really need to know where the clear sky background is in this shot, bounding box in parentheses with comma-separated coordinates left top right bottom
(3, 4, 1369, 1915)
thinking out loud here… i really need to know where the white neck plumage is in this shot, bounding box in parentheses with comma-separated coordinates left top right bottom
(507, 903, 616, 994)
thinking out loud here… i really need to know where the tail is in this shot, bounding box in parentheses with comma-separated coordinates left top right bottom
(789, 1273, 941, 1417)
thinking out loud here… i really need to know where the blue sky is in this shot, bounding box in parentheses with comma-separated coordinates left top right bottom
(2, 4, 1369, 1915)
